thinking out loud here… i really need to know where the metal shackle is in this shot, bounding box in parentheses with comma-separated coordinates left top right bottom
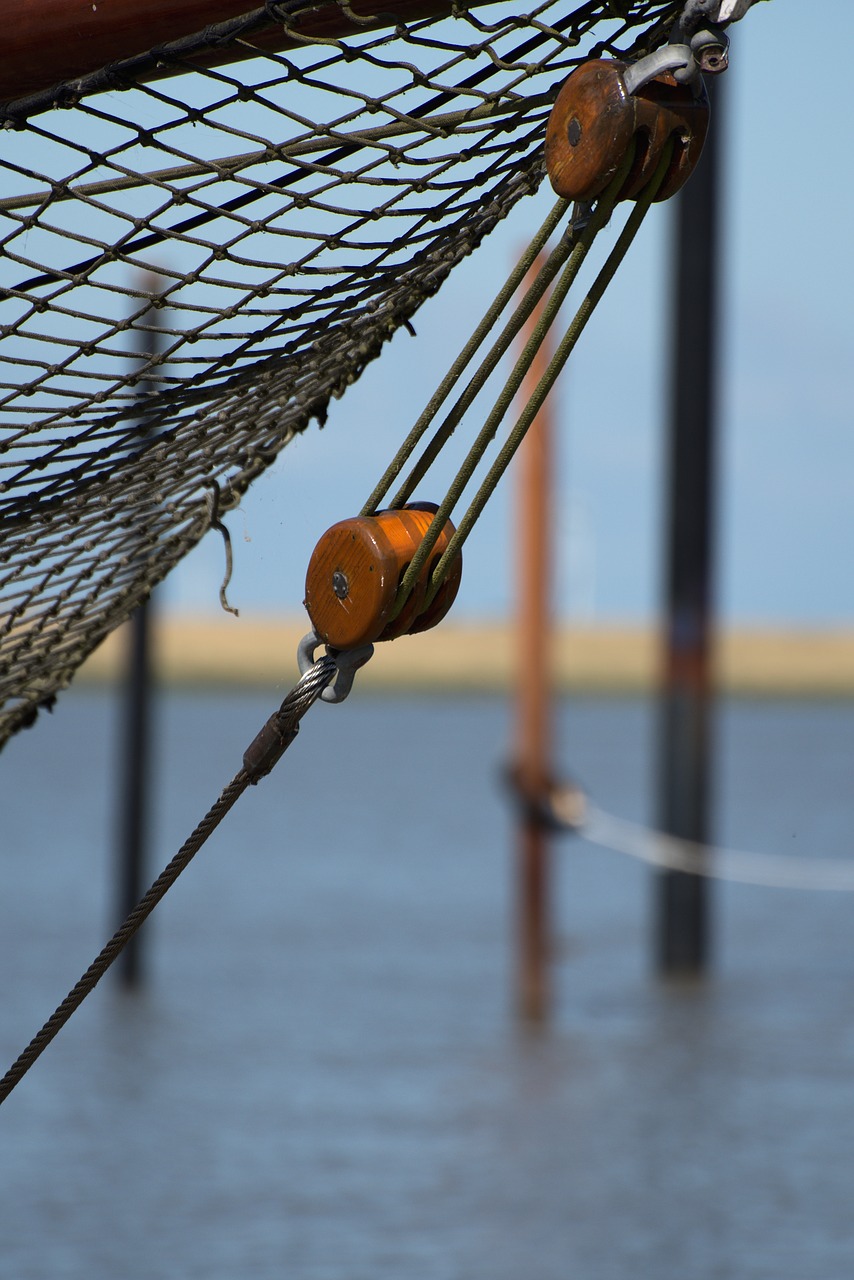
(544, 59, 710, 205)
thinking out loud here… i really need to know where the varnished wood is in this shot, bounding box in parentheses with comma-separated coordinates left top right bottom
(545, 61, 637, 205)
(545, 60, 709, 205)
(0, 0, 479, 106)
(303, 502, 462, 650)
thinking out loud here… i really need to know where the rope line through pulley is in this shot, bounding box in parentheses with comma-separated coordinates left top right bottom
(302, 28, 719, 653)
(0, 26, 725, 1106)
(507, 775, 854, 895)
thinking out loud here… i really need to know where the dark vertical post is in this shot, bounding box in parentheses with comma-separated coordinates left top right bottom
(117, 595, 153, 987)
(515, 257, 554, 1020)
(656, 78, 724, 975)
(116, 283, 163, 987)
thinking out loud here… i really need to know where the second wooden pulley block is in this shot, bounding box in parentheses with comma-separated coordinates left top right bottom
(304, 502, 463, 651)
(545, 59, 710, 204)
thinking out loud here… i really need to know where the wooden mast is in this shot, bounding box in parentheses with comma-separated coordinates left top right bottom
(0, 0, 475, 105)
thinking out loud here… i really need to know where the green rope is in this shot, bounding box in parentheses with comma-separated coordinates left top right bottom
(385, 213, 578, 511)
(384, 141, 639, 624)
(424, 137, 676, 604)
(360, 197, 570, 517)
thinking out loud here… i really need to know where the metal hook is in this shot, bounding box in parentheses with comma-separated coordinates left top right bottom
(297, 630, 374, 704)
(569, 200, 594, 236)
(622, 25, 729, 98)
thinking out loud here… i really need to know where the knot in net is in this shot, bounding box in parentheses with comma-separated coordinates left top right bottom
(0, 0, 682, 746)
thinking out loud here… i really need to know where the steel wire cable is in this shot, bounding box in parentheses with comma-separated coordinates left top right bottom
(0, 654, 337, 1106)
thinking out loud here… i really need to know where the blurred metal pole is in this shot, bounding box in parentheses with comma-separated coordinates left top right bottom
(116, 282, 163, 988)
(117, 595, 153, 987)
(515, 257, 554, 1020)
(656, 78, 724, 975)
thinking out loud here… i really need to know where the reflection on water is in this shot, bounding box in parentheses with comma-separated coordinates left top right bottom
(2, 689, 854, 1279)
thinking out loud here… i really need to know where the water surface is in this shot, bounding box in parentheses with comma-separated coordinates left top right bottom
(2, 689, 854, 1278)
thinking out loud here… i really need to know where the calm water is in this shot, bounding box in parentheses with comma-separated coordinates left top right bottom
(2, 687, 854, 1278)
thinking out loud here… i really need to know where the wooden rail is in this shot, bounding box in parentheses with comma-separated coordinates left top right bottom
(0, 0, 470, 105)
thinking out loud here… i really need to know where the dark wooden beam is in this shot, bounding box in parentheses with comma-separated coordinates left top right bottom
(0, 0, 471, 105)
(655, 76, 724, 976)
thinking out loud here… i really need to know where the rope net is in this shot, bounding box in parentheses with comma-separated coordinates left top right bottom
(0, 0, 682, 747)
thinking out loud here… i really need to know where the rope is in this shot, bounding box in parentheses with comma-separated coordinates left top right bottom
(0, 100, 545, 215)
(0, 654, 337, 1107)
(585, 807, 854, 893)
(6, 0, 673, 749)
(538, 783, 854, 894)
(0, 3, 721, 1091)
(387, 206, 587, 513)
(380, 135, 672, 622)
(425, 138, 675, 602)
(360, 195, 571, 517)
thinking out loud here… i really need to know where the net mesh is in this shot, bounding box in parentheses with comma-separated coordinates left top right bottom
(1, 0, 681, 746)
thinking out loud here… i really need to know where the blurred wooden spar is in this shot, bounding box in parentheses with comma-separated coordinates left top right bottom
(0, 0, 493, 104)
(514, 254, 556, 1022)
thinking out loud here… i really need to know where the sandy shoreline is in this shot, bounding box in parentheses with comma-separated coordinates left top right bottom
(78, 615, 854, 696)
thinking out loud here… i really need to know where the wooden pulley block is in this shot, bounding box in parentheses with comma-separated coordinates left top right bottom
(545, 60, 710, 205)
(303, 502, 463, 650)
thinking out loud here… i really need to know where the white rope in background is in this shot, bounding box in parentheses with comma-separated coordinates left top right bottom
(547, 787, 854, 893)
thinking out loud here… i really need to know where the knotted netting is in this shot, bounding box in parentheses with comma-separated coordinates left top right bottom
(0, 0, 683, 747)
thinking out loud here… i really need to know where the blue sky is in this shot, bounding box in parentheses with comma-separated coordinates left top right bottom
(165, 0, 853, 627)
